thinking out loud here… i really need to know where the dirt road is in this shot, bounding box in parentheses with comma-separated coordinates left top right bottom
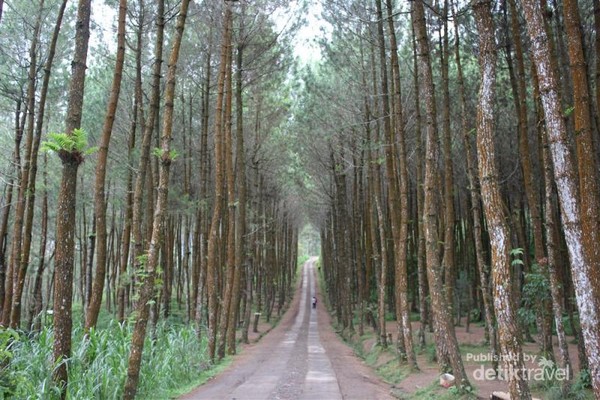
(181, 258, 393, 400)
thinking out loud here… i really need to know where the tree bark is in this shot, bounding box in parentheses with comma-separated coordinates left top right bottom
(412, 0, 469, 388)
(452, 0, 498, 373)
(7, 0, 45, 329)
(206, 2, 233, 362)
(473, 1, 531, 397)
(521, 0, 600, 393)
(218, 22, 235, 359)
(52, 0, 91, 394)
(226, 35, 248, 355)
(122, 0, 190, 397)
(541, 132, 573, 391)
(384, 0, 417, 368)
(85, 0, 127, 332)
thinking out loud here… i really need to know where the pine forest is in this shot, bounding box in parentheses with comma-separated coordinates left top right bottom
(0, 0, 599, 399)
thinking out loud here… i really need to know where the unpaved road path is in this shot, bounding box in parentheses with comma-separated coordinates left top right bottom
(181, 258, 393, 400)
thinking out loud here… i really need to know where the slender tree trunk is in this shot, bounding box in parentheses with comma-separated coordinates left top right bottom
(595, 0, 600, 148)
(3, 103, 22, 324)
(226, 36, 248, 355)
(8, 0, 44, 328)
(131, 0, 165, 308)
(473, 1, 531, 397)
(85, 0, 127, 332)
(218, 26, 235, 359)
(439, 0, 456, 322)
(117, 11, 142, 320)
(541, 132, 573, 391)
(383, 0, 417, 368)
(562, 0, 600, 376)
(412, 0, 468, 387)
(206, 3, 233, 362)
(28, 155, 49, 331)
(122, 0, 190, 397)
(412, 27, 428, 347)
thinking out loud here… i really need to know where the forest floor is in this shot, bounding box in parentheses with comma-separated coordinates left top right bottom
(179, 258, 393, 399)
(180, 259, 590, 399)
(344, 313, 589, 399)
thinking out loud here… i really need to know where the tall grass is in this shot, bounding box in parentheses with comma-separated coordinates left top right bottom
(1, 321, 210, 399)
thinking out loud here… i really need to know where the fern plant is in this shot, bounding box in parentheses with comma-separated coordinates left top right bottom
(41, 128, 97, 155)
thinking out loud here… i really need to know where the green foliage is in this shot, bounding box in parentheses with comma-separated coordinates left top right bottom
(510, 247, 525, 267)
(519, 263, 551, 327)
(0, 328, 22, 398)
(407, 381, 477, 399)
(564, 105, 575, 118)
(0, 322, 211, 399)
(152, 147, 179, 161)
(531, 368, 594, 400)
(41, 128, 97, 155)
(575, 369, 592, 390)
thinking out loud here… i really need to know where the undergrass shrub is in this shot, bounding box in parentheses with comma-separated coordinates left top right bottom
(1, 321, 209, 399)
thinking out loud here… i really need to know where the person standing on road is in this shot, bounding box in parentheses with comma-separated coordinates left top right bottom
(312, 296, 317, 309)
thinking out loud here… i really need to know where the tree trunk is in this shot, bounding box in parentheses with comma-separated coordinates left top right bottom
(522, 0, 600, 394)
(439, 0, 456, 323)
(52, 0, 91, 394)
(218, 25, 235, 359)
(412, 0, 469, 388)
(226, 35, 248, 355)
(452, 0, 498, 373)
(122, 0, 190, 397)
(473, 1, 531, 397)
(27, 154, 49, 331)
(206, 2, 233, 362)
(8, 0, 44, 329)
(412, 26, 428, 347)
(541, 132, 573, 391)
(85, 0, 127, 332)
(384, 0, 417, 368)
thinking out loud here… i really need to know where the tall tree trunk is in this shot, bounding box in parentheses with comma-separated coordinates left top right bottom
(218, 25, 235, 359)
(384, 0, 417, 368)
(85, 0, 127, 332)
(506, 0, 553, 355)
(122, 0, 190, 396)
(473, 1, 531, 397)
(226, 36, 248, 355)
(412, 0, 469, 388)
(117, 5, 142, 320)
(193, 42, 212, 326)
(2, 101, 22, 325)
(412, 26, 429, 346)
(541, 131, 573, 391)
(206, 2, 233, 362)
(522, 0, 600, 393)
(28, 155, 49, 331)
(451, 0, 498, 373)
(131, 0, 165, 308)
(52, 0, 91, 394)
(8, 0, 44, 328)
(439, 0, 456, 322)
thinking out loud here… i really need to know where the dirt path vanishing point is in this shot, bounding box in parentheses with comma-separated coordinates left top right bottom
(180, 257, 393, 400)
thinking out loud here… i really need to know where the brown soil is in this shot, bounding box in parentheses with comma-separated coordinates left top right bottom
(374, 320, 582, 399)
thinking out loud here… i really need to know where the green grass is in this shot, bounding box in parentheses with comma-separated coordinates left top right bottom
(405, 381, 478, 400)
(0, 320, 221, 399)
